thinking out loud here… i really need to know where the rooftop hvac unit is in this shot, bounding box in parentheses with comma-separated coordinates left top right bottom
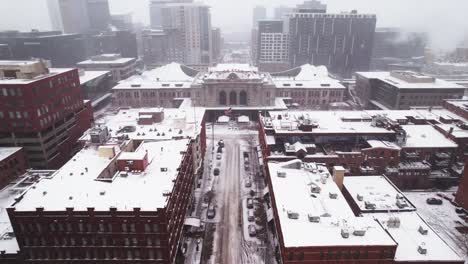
(364, 201, 376, 210)
(320, 174, 328, 184)
(277, 171, 286, 178)
(287, 210, 299, 219)
(308, 214, 320, 223)
(387, 217, 401, 228)
(357, 194, 363, 201)
(353, 229, 366, 236)
(120, 172, 128, 177)
(418, 226, 428, 235)
(310, 184, 321, 194)
(396, 199, 408, 209)
(418, 244, 427, 255)
(341, 228, 350, 239)
(329, 192, 338, 199)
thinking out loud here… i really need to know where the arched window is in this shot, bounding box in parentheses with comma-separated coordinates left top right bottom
(229, 91, 237, 105)
(219, 91, 227, 105)
(239, 90, 247, 105)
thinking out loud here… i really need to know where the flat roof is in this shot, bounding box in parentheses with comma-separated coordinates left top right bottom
(356, 71, 465, 90)
(79, 70, 110, 84)
(344, 176, 416, 212)
(0, 147, 21, 162)
(77, 57, 136, 66)
(268, 160, 396, 248)
(401, 125, 458, 149)
(0, 68, 73, 85)
(13, 139, 189, 211)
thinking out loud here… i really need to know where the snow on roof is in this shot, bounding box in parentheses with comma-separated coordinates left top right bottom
(268, 160, 396, 248)
(79, 70, 110, 84)
(237, 115, 249, 123)
(217, 115, 230, 123)
(365, 140, 401, 150)
(373, 212, 463, 262)
(344, 176, 415, 212)
(356, 71, 465, 90)
(0, 68, 73, 85)
(0, 147, 21, 162)
(77, 57, 136, 66)
(272, 64, 345, 89)
(435, 124, 468, 139)
(210, 64, 258, 72)
(401, 125, 458, 149)
(13, 139, 189, 211)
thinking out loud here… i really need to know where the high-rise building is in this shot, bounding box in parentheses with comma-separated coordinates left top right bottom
(111, 13, 133, 31)
(274, 6, 294, 19)
(0, 30, 87, 67)
(252, 5, 267, 27)
(47, 0, 91, 34)
(149, 0, 193, 29)
(88, 30, 138, 59)
(211, 27, 222, 62)
(0, 60, 93, 169)
(289, 2, 376, 77)
(47, 0, 111, 34)
(160, 2, 212, 65)
(142, 29, 185, 66)
(256, 20, 289, 72)
(87, 0, 111, 31)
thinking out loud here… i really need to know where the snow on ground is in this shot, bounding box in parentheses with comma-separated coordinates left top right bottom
(404, 191, 468, 261)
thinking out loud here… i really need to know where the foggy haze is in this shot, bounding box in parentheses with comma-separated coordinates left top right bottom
(0, 0, 467, 51)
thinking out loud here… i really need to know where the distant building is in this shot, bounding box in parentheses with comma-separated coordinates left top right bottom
(87, 0, 111, 31)
(256, 20, 289, 72)
(78, 70, 114, 102)
(149, 0, 193, 29)
(0, 147, 27, 188)
(274, 6, 294, 19)
(0, 30, 87, 67)
(87, 30, 138, 59)
(289, 6, 376, 77)
(211, 28, 222, 63)
(356, 71, 465, 110)
(77, 54, 137, 82)
(252, 5, 267, 26)
(110, 13, 133, 31)
(0, 60, 93, 169)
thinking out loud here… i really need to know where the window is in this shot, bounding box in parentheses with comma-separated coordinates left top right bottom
(9, 88, 15, 96)
(0, 111, 3, 118)
(1, 88, 7, 96)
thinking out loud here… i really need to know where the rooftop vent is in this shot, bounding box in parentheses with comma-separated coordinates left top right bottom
(329, 192, 338, 199)
(287, 210, 299, 219)
(308, 214, 320, 223)
(353, 229, 366, 236)
(364, 201, 376, 210)
(418, 244, 427, 255)
(341, 228, 349, 238)
(418, 226, 428, 235)
(310, 184, 321, 194)
(396, 199, 408, 209)
(357, 194, 363, 201)
(277, 171, 286, 178)
(387, 216, 401, 228)
(100, 191, 106, 196)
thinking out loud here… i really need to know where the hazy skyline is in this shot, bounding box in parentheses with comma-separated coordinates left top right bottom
(0, 0, 467, 51)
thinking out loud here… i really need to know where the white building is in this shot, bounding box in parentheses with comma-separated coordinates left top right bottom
(77, 54, 137, 82)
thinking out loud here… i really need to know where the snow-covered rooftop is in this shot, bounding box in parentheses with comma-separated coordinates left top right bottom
(365, 140, 401, 150)
(77, 54, 136, 66)
(344, 176, 415, 212)
(0, 68, 73, 85)
(401, 125, 458, 149)
(0, 147, 22, 162)
(13, 139, 189, 211)
(272, 64, 345, 89)
(79, 70, 110, 84)
(268, 160, 396, 248)
(357, 71, 465, 90)
(209, 63, 258, 72)
(344, 176, 463, 262)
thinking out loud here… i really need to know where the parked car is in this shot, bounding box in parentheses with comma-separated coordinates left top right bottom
(213, 168, 220, 176)
(247, 198, 254, 209)
(245, 180, 252, 188)
(207, 205, 216, 219)
(426, 197, 443, 205)
(248, 225, 256, 237)
(218, 140, 224, 147)
(217, 146, 223, 153)
(248, 210, 255, 222)
(216, 153, 222, 160)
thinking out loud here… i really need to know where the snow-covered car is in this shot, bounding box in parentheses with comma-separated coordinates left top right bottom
(213, 168, 220, 176)
(426, 197, 443, 205)
(247, 198, 254, 209)
(207, 205, 216, 219)
(248, 210, 254, 222)
(245, 180, 252, 188)
(216, 153, 222, 160)
(248, 225, 256, 237)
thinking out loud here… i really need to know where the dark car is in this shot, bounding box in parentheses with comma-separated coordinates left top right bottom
(218, 140, 224, 147)
(213, 168, 220, 176)
(217, 146, 223, 153)
(207, 205, 216, 219)
(426, 197, 443, 205)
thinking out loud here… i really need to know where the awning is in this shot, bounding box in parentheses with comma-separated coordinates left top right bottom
(184, 217, 201, 227)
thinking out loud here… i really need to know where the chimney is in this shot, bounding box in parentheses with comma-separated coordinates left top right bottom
(333, 166, 345, 190)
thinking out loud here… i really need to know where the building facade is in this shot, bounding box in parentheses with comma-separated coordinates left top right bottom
(87, 30, 138, 59)
(0, 60, 93, 169)
(86, 0, 111, 32)
(256, 20, 290, 72)
(141, 29, 185, 66)
(0, 147, 27, 188)
(47, 0, 91, 34)
(77, 54, 137, 82)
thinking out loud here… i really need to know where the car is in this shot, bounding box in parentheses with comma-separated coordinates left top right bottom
(248, 225, 256, 237)
(207, 206, 216, 219)
(213, 168, 220, 176)
(216, 153, 221, 160)
(218, 140, 224, 147)
(245, 180, 252, 188)
(217, 146, 223, 153)
(248, 210, 255, 222)
(426, 197, 443, 205)
(247, 198, 254, 209)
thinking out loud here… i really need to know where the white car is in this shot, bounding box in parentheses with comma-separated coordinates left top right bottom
(216, 153, 222, 160)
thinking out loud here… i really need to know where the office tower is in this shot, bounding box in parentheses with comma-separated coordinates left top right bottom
(256, 20, 289, 72)
(252, 5, 267, 27)
(88, 30, 138, 59)
(149, 0, 193, 29)
(87, 0, 111, 31)
(274, 6, 294, 19)
(0, 60, 93, 169)
(161, 2, 212, 65)
(0, 30, 87, 67)
(47, 0, 91, 33)
(111, 13, 134, 31)
(289, 4, 376, 77)
(211, 27, 222, 62)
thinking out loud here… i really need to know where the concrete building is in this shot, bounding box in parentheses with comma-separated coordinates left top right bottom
(77, 54, 137, 82)
(256, 20, 289, 72)
(159, 1, 212, 65)
(87, 30, 138, 59)
(289, 5, 376, 78)
(0, 147, 27, 189)
(5, 107, 207, 263)
(111, 63, 345, 117)
(211, 27, 222, 63)
(0, 60, 93, 169)
(0, 31, 87, 67)
(356, 71, 465, 110)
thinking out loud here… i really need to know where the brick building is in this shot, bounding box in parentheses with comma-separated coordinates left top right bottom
(0, 60, 93, 169)
(0, 147, 27, 189)
(6, 107, 207, 263)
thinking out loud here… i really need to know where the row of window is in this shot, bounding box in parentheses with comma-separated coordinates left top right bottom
(19, 221, 161, 234)
(24, 236, 162, 247)
(26, 248, 164, 260)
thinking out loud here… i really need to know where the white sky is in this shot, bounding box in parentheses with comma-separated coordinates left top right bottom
(0, 0, 467, 50)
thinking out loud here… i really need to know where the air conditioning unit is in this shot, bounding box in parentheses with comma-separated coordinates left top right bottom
(277, 171, 286, 178)
(418, 245, 427, 255)
(353, 229, 366, 236)
(364, 201, 376, 210)
(418, 226, 428, 235)
(357, 194, 363, 201)
(329, 192, 338, 199)
(308, 214, 320, 223)
(287, 210, 299, 219)
(341, 228, 349, 238)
